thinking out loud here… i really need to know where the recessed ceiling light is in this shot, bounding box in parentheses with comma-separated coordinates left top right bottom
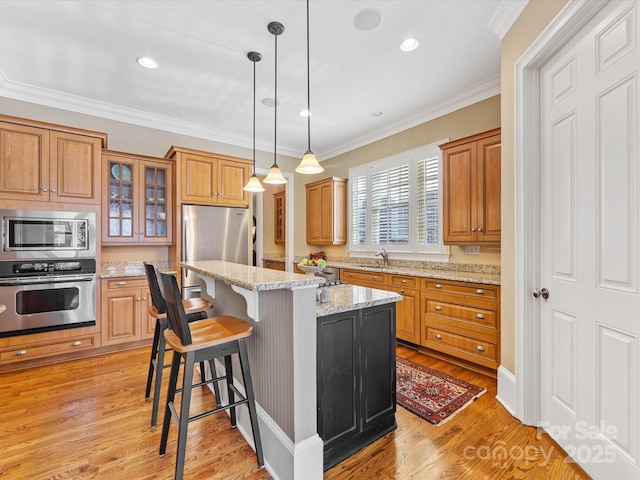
(262, 98, 279, 108)
(299, 109, 311, 117)
(400, 38, 420, 52)
(353, 9, 382, 31)
(136, 56, 158, 69)
(372, 111, 383, 117)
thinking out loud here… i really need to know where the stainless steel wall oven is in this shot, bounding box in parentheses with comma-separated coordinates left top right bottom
(0, 210, 97, 337)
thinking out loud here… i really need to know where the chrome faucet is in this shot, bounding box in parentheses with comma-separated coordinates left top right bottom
(375, 248, 389, 267)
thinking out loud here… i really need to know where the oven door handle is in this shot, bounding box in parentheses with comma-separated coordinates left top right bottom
(0, 275, 95, 287)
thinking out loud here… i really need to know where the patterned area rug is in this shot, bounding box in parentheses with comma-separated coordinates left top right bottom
(396, 357, 487, 426)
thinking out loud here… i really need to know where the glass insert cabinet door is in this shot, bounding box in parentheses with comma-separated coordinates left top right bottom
(108, 160, 135, 239)
(103, 154, 172, 244)
(144, 164, 168, 239)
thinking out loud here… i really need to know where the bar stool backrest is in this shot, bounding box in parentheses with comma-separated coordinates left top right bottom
(143, 262, 167, 315)
(158, 272, 193, 346)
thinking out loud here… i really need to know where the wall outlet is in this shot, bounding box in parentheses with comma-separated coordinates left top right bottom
(464, 246, 480, 255)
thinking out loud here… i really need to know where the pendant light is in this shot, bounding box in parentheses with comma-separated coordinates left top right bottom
(263, 21, 288, 185)
(243, 51, 265, 193)
(295, 0, 324, 175)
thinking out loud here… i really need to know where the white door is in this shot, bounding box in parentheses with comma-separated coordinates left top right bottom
(539, 1, 639, 478)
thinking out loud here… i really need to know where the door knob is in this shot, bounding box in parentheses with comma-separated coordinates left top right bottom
(533, 288, 549, 299)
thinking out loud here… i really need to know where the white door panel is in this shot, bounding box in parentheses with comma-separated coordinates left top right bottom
(540, 1, 640, 478)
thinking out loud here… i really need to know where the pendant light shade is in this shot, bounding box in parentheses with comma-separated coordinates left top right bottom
(295, 0, 324, 175)
(243, 51, 265, 193)
(263, 21, 288, 185)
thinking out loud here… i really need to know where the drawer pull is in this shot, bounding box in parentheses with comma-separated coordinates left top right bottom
(434, 306, 442, 311)
(15, 350, 27, 356)
(476, 314, 485, 319)
(435, 283, 442, 288)
(476, 345, 485, 352)
(117, 281, 126, 286)
(435, 334, 443, 339)
(71, 341, 82, 347)
(400, 289, 405, 294)
(476, 289, 485, 294)
(401, 279, 407, 284)
(372, 276, 378, 280)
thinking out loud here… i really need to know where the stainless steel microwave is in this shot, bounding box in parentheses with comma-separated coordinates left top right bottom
(0, 209, 96, 260)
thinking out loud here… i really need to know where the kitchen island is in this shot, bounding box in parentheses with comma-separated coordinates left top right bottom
(179, 260, 401, 480)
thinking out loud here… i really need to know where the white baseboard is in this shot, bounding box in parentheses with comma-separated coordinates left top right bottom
(203, 361, 324, 480)
(496, 365, 517, 417)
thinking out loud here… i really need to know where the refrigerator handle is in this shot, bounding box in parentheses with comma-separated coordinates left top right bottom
(182, 215, 189, 284)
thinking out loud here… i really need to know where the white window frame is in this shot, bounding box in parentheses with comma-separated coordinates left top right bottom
(348, 140, 450, 262)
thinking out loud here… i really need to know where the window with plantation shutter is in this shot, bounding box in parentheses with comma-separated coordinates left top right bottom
(348, 142, 448, 259)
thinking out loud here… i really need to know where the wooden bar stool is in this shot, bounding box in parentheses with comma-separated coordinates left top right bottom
(157, 272, 264, 480)
(143, 262, 213, 427)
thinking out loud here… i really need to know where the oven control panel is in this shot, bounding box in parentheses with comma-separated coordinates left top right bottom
(0, 259, 96, 277)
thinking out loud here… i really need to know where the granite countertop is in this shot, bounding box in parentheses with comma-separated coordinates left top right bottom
(326, 261, 501, 286)
(100, 261, 176, 279)
(180, 260, 324, 291)
(315, 284, 402, 317)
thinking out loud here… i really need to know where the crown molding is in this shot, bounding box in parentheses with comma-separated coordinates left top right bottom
(319, 74, 501, 160)
(0, 76, 297, 157)
(488, 0, 529, 40)
(0, 71, 499, 162)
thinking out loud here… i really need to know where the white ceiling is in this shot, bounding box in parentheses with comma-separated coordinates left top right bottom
(0, 0, 509, 160)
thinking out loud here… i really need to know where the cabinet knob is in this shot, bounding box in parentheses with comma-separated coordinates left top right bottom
(372, 276, 378, 280)
(71, 341, 82, 347)
(476, 345, 485, 352)
(142, 296, 147, 301)
(42, 188, 48, 192)
(476, 313, 485, 319)
(478, 227, 483, 232)
(400, 289, 405, 294)
(117, 281, 126, 285)
(435, 283, 442, 288)
(434, 305, 442, 311)
(51, 188, 56, 193)
(15, 350, 27, 356)
(435, 334, 443, 340)
(472, 228, 476, 232)
(401, 279, 407, 284)
(137, 297, 141, 301)
(476, 289, 485, 294)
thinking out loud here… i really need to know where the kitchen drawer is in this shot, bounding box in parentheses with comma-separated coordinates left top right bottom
(423, 279, 498, 301)
(263, 260, 285, 271)
(341, 269, 386, 285)
(424, 327, 497, 364)
(389, 274, 419, 289)
(0, 334, 99, 364)
(105, 277, 148, 290)
(425, 300, 496, 328)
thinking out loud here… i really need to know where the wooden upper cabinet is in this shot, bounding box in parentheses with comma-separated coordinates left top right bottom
(274, 191, 285, 244)
(165, 146, 252, 207)
(440, 129, 501, 245)
(0, 116, 106, 205)
(102, 150, 173, 245)
(306, 176, 347, 245)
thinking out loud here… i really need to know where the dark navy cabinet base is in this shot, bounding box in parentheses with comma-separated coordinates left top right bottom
(317, 303, 397, 470)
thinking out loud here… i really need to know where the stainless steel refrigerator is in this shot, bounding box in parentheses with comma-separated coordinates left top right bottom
(182, 204, 249, 298)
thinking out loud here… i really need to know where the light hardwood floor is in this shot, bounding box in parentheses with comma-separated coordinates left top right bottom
(0, 345, 589, 479)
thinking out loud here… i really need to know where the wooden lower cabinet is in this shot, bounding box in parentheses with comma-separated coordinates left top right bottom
(421, 278, 500, 370)
(341, 269, 419, 344)
(0, 333, 99, 365)
(101, 277, 154, 346)
(262, 259, 285, 271)
(317, 303, 397, 470)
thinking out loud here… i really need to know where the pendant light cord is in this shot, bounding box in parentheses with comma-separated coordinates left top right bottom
(274, 32, 278, 165)
(253, 58, 257, 175)
(306, 0, 311, 152)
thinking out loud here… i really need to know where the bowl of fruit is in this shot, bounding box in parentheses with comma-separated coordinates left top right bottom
(297, 258, 327, 275)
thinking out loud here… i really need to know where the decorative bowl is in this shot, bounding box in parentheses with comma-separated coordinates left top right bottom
(297, 264, 325, 276)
